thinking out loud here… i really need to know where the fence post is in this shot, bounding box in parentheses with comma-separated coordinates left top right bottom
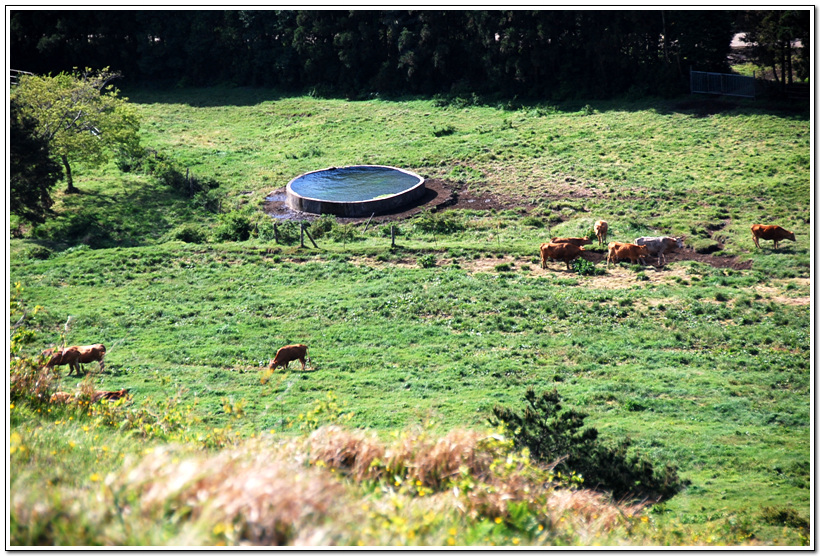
(300, 222, 305, 248)
(303, 224, 319, 248)
(391, 225, 396, 248)
(273, 223, 280, 244)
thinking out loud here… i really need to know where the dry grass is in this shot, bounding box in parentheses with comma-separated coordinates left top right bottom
(115, 442, 350, 545)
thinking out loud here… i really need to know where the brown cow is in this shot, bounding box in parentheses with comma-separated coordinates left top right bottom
(607, 242, 650, 268)
(44, 343, 106, 375)
(550, 236, 593, 247)
(751, 224, 795, 250)
(594, 220, 609, 245)
(540, 242, 586, 270)
(269, 344, 310, 371)
(50, 388, 128, 404)
(45, 346, 80, 374)
(91, 388, 128, 403)
(75, 344, 106, 373)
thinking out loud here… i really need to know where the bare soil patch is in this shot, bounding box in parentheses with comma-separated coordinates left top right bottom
(264, 179, 753, 271)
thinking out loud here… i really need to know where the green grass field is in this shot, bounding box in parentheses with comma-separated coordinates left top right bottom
(9, 88, 811, 546)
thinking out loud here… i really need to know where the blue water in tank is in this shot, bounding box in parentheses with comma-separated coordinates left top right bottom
(288, 166, 421, 202)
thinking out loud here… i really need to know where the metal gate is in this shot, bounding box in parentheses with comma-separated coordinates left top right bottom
(690, 69, 755, 99)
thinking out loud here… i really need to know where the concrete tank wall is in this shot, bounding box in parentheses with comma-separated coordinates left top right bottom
(285, 166, 426, 217)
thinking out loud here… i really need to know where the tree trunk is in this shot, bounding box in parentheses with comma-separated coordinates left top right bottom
(62, 154, 78, 194)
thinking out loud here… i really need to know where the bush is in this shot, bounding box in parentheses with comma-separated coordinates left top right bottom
(9, 283, 58, 406)
(521, 216, 545, 228)
(760, 506, 809, 529)
(418, 254, 437, 268)
(572, 258, 602, 276)
(22, 245, 53, 260)
(212, 211, 253, 242)
(489, 387, 684, 501)
(169, 224, 207, 244)
(414, 210, 464, 235)
(308, 214, 337, 239)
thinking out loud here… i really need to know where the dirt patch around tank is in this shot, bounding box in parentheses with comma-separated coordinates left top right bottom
(264, 178, 754, 271)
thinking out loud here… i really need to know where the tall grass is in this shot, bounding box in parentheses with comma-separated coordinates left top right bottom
(8, 89, 810, 546)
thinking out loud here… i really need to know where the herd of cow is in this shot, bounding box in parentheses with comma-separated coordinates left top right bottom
(539, 220, 796, 271)
(40, 221, 796, 401)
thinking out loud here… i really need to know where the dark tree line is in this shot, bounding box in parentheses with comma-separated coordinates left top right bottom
(9, 10, 809, 99)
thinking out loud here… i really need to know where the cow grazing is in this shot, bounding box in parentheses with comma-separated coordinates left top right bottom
(550, 236, 593, 247)
(634, 236, 684, 266)
(751, 224, 795, 250)
(540, 242, 586, 270)
(606, 242, 650, 267)
(45, 346, 80, 374)
(269, 344, 310, 371)
(594, 220, 609, 245)
(75, 344, 106, 373)
(44, 343, 106, 375)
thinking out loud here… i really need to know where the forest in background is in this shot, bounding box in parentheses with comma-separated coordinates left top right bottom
(9, 9, 811, 99)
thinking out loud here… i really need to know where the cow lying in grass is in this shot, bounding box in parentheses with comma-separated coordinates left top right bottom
(44, 344, 106, 375)
(50, 388, 129, 404)
(751, 224, 795, 250)
(269, 344, 310, 371)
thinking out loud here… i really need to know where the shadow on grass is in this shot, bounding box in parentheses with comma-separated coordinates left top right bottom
(30, 177, 207, 252)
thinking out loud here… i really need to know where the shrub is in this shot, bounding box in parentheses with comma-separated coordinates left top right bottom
(489, 387, 684, 501)
(414, 210, 464, 234)
(760, 506, 809, 529)
(521, 216, 545, 228)
(308, 214, 337, 239)
(572, 258, 602, 276)
(169, 224, 207, 244)
(212, 211, 253, 242)
(22, 245, 53, 260)
(432, 125, 456, 137)
(418, 254, 437, 268)
(9, 283, 58, 406)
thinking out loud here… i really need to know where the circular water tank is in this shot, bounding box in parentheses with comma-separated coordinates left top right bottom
(286, 165, 426, 217)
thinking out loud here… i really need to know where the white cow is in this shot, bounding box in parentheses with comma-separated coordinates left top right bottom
(634, 236, 684, 266)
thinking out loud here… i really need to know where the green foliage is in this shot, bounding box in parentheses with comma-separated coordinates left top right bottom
(759, 506, 809, 530)
(9, 98, 63, 224)
(417, 254, 437, 268)
(212, 211, 253, 242)
(12, 67, 140, 193)
(414, 210, 465, 235)
(9, 283, 57, 406)
(489, 388, 684, 501)
(571, 258, 602, 276)
(432, 125, 456, 137)
(307, 214, 338, 239)
(168, 224, 207, 244)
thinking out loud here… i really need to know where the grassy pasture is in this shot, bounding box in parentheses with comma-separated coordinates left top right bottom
(9, 89, 811, 546)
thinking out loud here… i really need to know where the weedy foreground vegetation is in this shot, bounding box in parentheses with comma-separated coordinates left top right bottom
(8, 88, 811, 546)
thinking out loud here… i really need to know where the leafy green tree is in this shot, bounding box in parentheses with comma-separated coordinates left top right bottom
(11, 67, 140, 194)
(10, 97, 63, 224)
(741, 10, 810, 89)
